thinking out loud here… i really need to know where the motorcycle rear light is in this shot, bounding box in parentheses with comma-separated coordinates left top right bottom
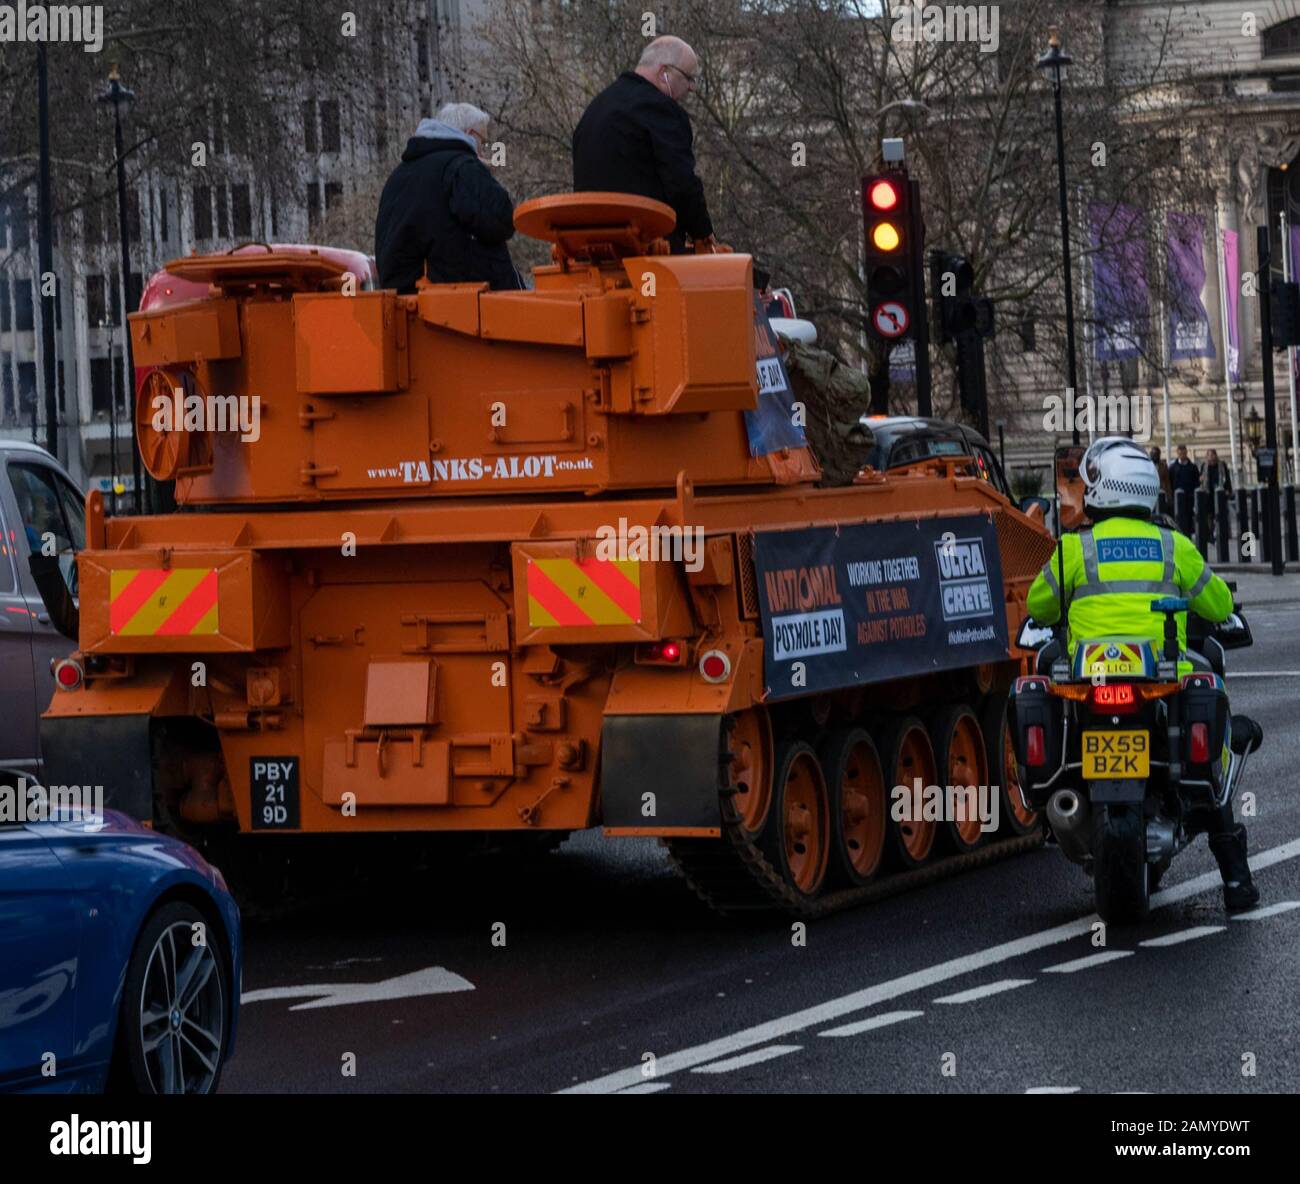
(1090, 683, 1138, 714)
(1190, 722, 1209, 763)
(1026, 724, 1045, 767)
(53, 659, 83, 690)
(699, 649, 731, 683)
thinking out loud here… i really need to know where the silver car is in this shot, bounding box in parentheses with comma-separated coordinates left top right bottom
(0, 440, 83, 787)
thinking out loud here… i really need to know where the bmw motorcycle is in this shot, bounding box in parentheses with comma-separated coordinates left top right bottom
(1008, 597, 1262, 923)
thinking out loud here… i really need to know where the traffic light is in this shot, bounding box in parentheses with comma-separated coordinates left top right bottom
(931, 251, 994, 344)
(1271, 278, 1300, 347)
(862, 173, 921, 343)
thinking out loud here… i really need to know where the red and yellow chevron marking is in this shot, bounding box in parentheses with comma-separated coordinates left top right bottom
(110, 568, 219, 636)
(527, 558, 641, 627)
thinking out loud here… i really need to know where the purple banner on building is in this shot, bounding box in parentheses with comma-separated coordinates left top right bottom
(1222, 229, 1241, 383)
(1090, 203, 1149, 362)
(1167, 212, 1215, 360)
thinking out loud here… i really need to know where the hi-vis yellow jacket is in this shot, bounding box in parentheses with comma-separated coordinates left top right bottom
(1027, 516, 1233, 662)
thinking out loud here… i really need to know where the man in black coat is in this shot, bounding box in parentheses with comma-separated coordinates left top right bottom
(375, 103, 522, 293)
(572, 36, 714, 253)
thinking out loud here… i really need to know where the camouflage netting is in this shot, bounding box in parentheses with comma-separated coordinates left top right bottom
(782, 340, 876, 487)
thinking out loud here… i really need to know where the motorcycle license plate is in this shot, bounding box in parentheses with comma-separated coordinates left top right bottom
(1082, 730, 1149, 778)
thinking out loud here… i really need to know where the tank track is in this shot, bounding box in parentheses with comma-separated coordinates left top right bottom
(664, 787, 1044, 919)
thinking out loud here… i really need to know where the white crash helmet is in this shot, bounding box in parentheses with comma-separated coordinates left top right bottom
(1080, 436, 1160, 516)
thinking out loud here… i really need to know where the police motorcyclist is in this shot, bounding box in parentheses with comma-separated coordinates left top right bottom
(1027, 437, 1260, 911)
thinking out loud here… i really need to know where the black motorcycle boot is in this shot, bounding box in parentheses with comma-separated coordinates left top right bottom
(1208, 825, 1261, 911)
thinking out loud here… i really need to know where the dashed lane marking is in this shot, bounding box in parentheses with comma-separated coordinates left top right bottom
(1230, 900, 1300, 921)
(1041, 950, 1135, 973)
(819, 1010, 925, 1037)
(617, 1082, 672, 1094)
(1138, 926, 1225, 948)
(558, 837, 1300, 1094)
(690, 1045, 803, 1074)
(933, 979, 1034, 1004)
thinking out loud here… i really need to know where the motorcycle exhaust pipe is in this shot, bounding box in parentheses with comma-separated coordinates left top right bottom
(1047, 789, 1093, 866)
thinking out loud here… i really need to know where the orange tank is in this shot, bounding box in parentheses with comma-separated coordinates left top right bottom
(41, 193, 1055, 915)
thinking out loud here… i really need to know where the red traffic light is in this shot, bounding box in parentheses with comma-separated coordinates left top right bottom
(868, 179, 900, 211)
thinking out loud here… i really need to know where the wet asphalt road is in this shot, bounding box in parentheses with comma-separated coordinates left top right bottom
(222, 573, 1300, 1094)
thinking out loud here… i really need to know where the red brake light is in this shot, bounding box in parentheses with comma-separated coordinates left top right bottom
(660, 641, 681, 662)
(869, 180, 899, 211)
(1026, 724, 1045, 767)
(1090, 683, 1138, 713)
(1190, 722, 1209, 764)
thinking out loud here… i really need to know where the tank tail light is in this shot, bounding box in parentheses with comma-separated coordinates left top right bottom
(699, 649, 731, 683)
(53, 658, 84, 691)
(636, 640, 687, 666)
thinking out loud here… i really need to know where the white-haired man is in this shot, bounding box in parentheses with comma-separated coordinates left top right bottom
(375, 102, 522, 292)
(573, 36, 714, 253)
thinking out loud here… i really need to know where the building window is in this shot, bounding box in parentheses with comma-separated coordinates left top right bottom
(14, 283, 33, 333)
(6, 196, 30, 250)
(127, 271, 142, 315)
(1263, 17, 1300, 58)
(90, 356, 113, 414)
(193, 185, 212, 240)
(304, 99, 318, 155)
(324, 182, 343, 213)
(417, 19, 430, 83)
(0, 287, 10, 332)
(231, 184, 252, 238)
(83, 196, 103, 244)
(306, 183, 321, 229)
(109, 268, 121, 326)
(216, 187, 229, 238)
(158, 187, 170, 243)
(320, 100, 341, 153)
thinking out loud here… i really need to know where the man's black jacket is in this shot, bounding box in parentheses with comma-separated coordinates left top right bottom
(375, 129, 521, 293)
(572, 72, 713, 252)
(1169, 457, 1201, 496)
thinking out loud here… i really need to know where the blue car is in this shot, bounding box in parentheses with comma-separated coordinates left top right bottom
(0, 806, 240, 1093)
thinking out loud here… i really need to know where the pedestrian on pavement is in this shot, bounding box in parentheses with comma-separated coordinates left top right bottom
(1150, 445, 1173, 513)
(572, 36, 715, 254)
(1169, 443, 1200, 523)
(375, 103, 523, 294)
(1202, 447, 1232, 544)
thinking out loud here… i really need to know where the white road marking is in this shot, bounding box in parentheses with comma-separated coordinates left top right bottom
(617, 1082, 672, 1094)
(1230, 672, 1300, 678)
(1231, 900, 1300, 921)
(242, 966, 474, 1010)
(1026, 1086, 1080, 1094)
(691, 1045, 803, 1074)
(1041, 950, 1134, 973)
(819, 1010, 924, 1037)
(1139, 926, 1225, 948)
(933, 979, 1034, 1004)
(557, 837, 1300, 1094)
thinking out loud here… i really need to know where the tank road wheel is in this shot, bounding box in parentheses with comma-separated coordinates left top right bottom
(882, 716, 938, 869)
(819, 727, 887, 887)
(930, 704, 989, 855)
(981, 695, 1039, 837)
(723, 708, 774, 837)
(760, 741, 830, 901)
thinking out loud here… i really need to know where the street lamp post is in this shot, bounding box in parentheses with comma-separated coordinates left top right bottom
(1038, 28, 1080, 446)
(97, 64, 144, 513)
(36, 44, 59, 460)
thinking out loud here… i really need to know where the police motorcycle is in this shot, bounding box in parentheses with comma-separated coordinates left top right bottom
(1007, 447, 1262, 923)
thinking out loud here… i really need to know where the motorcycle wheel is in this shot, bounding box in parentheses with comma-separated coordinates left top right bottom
(1092, 804, 1150, 924)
